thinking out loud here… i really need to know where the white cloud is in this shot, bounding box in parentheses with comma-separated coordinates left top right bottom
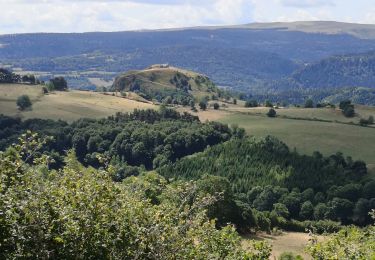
(279, 0, 335, 8)
(0, 0, 253, 33)
(0, 0, 374, 34)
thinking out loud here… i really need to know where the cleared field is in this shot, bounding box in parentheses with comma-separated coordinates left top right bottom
(226, 106, 375, 124)
(22, 91, 156, 122)
(88, 78, 113, 88)
(0, 84, 44, 102)
(0, 84, 156, 122)
(242, 232, 321, 259)
(0, 84, 44, 117)
(1, 84, 374, 165)
(176, 106, 230, 122)
(219, 113, 375, 165)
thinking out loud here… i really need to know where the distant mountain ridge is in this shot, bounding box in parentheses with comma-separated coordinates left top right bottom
(1, 21, 375, 104)
(153, 21, 375, 40)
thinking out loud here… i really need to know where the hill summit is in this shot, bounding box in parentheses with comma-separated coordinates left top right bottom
(112, 65, 222, 105)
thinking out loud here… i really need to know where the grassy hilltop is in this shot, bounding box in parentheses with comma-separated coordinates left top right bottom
(112, 64, 220, 104)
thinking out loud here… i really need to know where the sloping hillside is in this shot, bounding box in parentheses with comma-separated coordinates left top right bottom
(240, 21, 375, 40)
(292, 51, 375, 89)
(112, 65, 221, 104)
(0, 84, 156, 122)
(1, 21, 375, 91)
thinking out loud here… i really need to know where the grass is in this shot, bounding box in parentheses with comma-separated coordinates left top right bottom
(226, 106, 375, 124)
(0, 84, 45, 117)
(242, 232, 322, 259)
(0, 84, 156, 123)
(219, 112, 375, 165)
(1, 84, 374, 166)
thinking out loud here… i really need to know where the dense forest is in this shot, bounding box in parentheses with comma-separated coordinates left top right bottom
(159, 136, 374, 230)
(0, 108, 234, 173)
(0, 108, 374, 258)
(1, 109, 374, 234)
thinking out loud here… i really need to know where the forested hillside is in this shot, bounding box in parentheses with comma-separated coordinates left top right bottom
(2, 22, 375, 104)
(292, 51, 375, 89)
(0, 108, 374, 257)
(160, 137, 374, 229)
(0, 108, 233, 172)
(1, 109, 373, 234)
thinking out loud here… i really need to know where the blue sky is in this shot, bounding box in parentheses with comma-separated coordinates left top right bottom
(0, 0, 374, 34)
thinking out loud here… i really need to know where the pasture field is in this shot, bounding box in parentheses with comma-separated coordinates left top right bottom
(225, 105, 375, 124)
(0, 84, 45, 117)
(1, 84, 374, 166)
(0, 84, 156, 122)
(219, 112, 375, 165)
(242, 232, 322, 260)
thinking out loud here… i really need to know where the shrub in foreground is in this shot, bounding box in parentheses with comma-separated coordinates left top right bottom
(0, 133, 270, 259)
(307, 217, 375, 259)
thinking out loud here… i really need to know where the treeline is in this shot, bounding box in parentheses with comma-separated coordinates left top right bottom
(0, 68, 38, 84)
(0, 108, 234, 174)
(0, 68, 67, 89)
(159, 136, 374, 230)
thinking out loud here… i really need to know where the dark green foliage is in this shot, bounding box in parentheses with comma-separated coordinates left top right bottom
(21, 74, 36, 84)
(339, 100, 352, 110)
(363, 181, 375, 199)
(16, 95, 32, 110)
(359, 115, 374, 126)
(159, 136, 373, 227)
(50, 76, 68, 91)
(304, 99, 314, 108)
(213, 103, 220, 110)
(339, 100, 356, 117)
(0, 109, 232, 174)
(300, 201, 314, 220)
(199, 101, 207, 110)
(272, 203, 290, 218)
(353, 198, 372, 225)
(0, 68, 20, 83)
(267, 108, 276, 117)
(245, 100, 258, 108)
(196, 175, 249, 230)
(343, 106, 355, 117)
(327, 198, 354, 223)
(265, 100, 273, 107)
(314, 203, 329, 220)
